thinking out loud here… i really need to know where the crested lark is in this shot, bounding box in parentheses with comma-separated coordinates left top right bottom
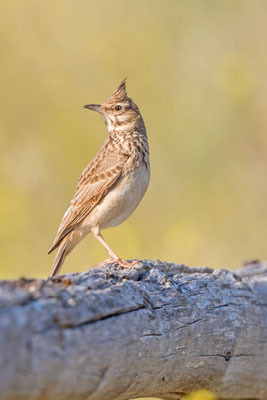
(48, 78, 150, 277)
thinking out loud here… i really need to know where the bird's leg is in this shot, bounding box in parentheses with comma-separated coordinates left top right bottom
(93, 232, 137, 268)
(93, 233, 120, 260)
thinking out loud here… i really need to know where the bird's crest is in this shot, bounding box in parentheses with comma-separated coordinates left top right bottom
(107, 78, 128, 103)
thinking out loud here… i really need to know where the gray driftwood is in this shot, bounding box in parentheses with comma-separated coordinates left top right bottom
(0, 260, 266, 400)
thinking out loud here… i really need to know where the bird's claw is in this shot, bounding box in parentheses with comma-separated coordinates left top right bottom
(101, 258, 138, 269)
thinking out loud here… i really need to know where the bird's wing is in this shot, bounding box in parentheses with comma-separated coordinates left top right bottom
(48, 149, 128, 253)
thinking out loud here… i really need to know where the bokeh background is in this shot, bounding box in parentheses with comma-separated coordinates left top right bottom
(1, 0, 267, 280)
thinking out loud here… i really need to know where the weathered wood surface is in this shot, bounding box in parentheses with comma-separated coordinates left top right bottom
(0, 260, 266, 400)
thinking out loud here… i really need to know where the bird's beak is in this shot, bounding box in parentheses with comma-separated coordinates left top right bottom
(83, 104, 102, 113)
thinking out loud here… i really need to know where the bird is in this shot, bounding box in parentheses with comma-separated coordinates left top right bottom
(48, 78, 150, 277)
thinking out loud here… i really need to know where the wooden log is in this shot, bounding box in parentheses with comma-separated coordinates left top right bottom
(0, 260, 266, 400)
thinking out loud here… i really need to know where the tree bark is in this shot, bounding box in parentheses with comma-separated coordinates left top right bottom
(0, 260, 266, 400)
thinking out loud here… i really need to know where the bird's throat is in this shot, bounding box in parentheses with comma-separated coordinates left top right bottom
(105, 115, 138, 134)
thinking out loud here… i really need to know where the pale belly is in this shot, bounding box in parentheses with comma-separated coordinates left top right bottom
(83, 163, 150, 234)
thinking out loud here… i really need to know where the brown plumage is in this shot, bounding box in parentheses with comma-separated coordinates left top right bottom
(48, 78, 150, 277)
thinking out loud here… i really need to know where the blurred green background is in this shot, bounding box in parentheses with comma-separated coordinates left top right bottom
(1, 0, 267, 279)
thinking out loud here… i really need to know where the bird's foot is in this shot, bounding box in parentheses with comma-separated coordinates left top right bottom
(101, 258, 138, 269)
(117, 259, 140, 269)
(100, 257, 118, 265)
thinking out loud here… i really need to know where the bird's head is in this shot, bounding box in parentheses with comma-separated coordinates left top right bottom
(84, 78, 141, 132)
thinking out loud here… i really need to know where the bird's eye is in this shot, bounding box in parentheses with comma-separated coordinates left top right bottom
(115, 105, 122, 111)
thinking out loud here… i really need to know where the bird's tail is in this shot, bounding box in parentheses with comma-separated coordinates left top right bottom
(49, 237, 68, 278)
